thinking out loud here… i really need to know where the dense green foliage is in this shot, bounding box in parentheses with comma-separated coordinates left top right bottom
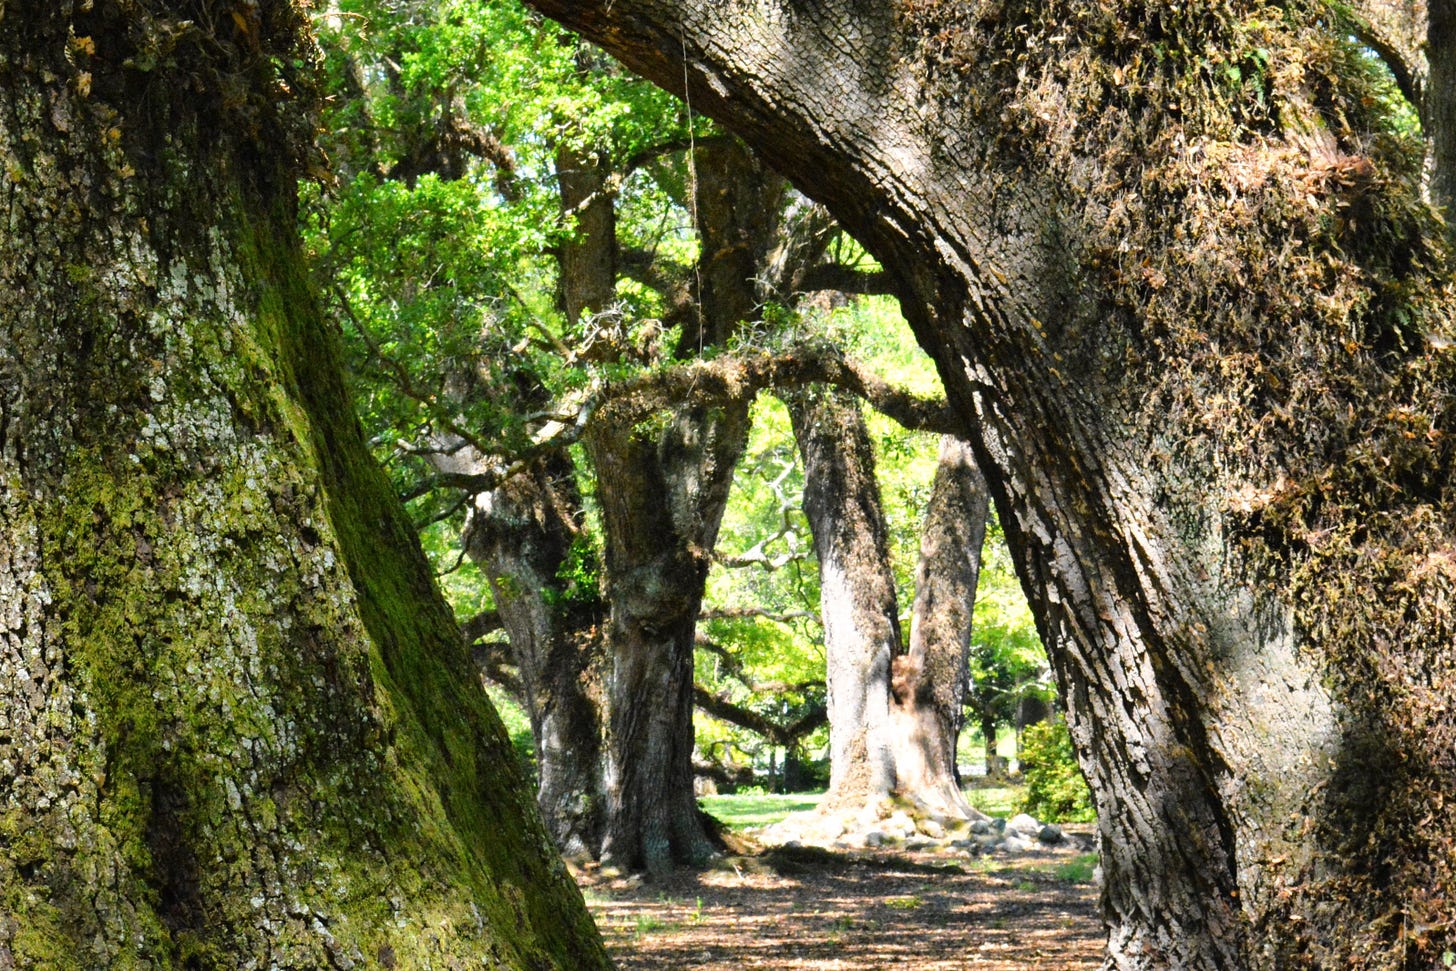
(304, 0, 1050, 803)
(305, 0, 704, 511)
(1016, 720, 1096, 824)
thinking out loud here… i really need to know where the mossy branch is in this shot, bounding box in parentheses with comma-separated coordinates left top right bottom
(413, 343, 954, 499)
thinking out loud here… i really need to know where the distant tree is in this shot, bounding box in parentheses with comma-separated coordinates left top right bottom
(311, 0, 978, 872)
(891, 436, 990, 814)
(788, 391, 988, 818)
(786, 388, 904, 809)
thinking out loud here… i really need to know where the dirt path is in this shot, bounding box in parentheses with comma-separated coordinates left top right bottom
(578, 842, 1104, 971)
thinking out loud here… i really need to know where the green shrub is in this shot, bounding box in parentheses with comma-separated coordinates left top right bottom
(1017, 717, 1095, 822)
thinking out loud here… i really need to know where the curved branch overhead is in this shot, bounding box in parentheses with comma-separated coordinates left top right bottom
(528, 1, 1456, 968)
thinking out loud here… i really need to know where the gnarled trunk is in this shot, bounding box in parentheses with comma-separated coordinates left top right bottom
(589, 408, 749, 872)
(460, 454, 609, 858)
(577, 137, 780, 872)
(892, 436, 989, 816)
(526, 2, 1456, 967)
(0, 5, 609, 967)
(786, 388, 901, 809)
(791, 395, 989, 818)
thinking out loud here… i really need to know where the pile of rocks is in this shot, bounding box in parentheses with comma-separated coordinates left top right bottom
(756, 800, 1091, 857)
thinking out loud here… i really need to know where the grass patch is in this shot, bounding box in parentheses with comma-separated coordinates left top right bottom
(699, 791, 823, 830)
(963, 783, 1023, 818)
(1050, 853, 1099, 884)
(633, 914, 670, 935)
(699, 780, 1075, 831)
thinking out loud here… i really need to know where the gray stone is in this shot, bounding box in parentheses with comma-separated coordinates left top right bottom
(917, 817, 947, 840)
(1001, 834, 1034, 853)
(1037, 823, 1064, 844)
(887, 811, 915, 834)
(1007, 813, 1041, 837)
(904, 836, 938, 851)
(865, 830, 889, 847)
(970, 819, 994, 835)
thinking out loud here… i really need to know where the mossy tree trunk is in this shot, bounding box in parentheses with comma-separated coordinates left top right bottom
(457, 453, 610, 859)
(0, 4, 610, 968)
(529, 1, 1456, 967)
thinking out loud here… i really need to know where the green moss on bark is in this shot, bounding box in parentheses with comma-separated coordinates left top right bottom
(0, 5, 611, 969)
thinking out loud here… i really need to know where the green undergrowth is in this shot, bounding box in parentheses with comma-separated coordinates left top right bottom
(964, 783, 1022, 818)
(700, 780, 1055, 831)
(699, 792, 823, 830)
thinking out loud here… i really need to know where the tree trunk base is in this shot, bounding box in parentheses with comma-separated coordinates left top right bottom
(759, 791, 992, 852)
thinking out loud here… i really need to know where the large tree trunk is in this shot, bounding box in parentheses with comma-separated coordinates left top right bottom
(892, 436, 990, 816)
(527, 2, 1456, 967)
(459, 454, 610, 858)
(790, 397, 989, 819)
(0, 4, 609, 967)
(1431, 0, 1456, 217)
(588, 411, 748, 873)
(786, 388, 901, 810)
(568, 137, 781, 873)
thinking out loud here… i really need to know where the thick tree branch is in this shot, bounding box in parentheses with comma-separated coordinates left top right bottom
(695, 637, 825, 699)
(693, 685, 827, 746)
(469, 637, 525, 702)
(701, 606, 817, 625)
(795, 262, 894, 296)
(619, 246, 693, 307)
(622, 132, 733, 174)
(460, 610, 504, 645)
(407, 343, 955, 500)
(692, 758, 757, 788)
(589, 343, 955, 434)
(386, 91, 522, 198)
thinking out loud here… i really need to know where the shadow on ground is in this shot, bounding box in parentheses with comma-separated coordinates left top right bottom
(578, 840, 1104, 971)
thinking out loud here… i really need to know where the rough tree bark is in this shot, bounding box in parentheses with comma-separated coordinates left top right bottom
(588, 409, 746, 872)
(529, 2, 1456, 967)
(1431, 0, 1456, 216)
(892, 436, 990, 816)
(562, 135, 786, 872)
(785, 388, 902, 810)
(458, 454, 610, 858)
(0, 3, 609, 968)
(790, 395, 989, 818)
(557, 139, 619, 330)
